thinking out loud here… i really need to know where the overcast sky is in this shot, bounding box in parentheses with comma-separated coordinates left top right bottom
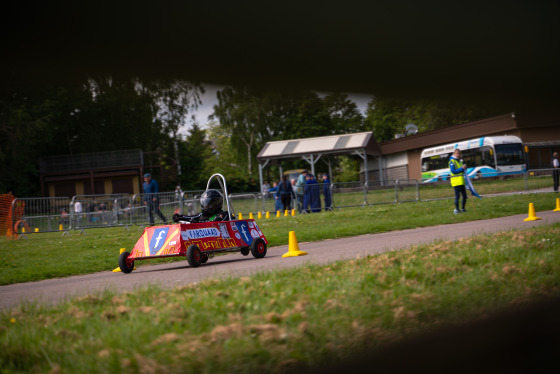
(182, 84, 372, 136)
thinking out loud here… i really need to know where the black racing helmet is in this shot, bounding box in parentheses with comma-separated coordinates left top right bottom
(200, 189, 224, 216)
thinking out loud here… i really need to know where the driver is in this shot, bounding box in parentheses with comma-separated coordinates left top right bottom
(172, 189, 234, 223)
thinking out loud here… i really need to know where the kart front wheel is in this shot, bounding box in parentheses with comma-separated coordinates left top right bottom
(240, 247, 250, 256)
(201, 253, 209, 263)
(186, 245, 202, 268)
(118, 251, 134, 273)
(250, 238, 267, 259)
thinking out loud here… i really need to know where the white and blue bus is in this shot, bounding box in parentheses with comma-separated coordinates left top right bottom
(421, 136, 526, 182)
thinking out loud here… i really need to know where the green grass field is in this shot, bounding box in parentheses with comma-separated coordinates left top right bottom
(1, 193, 558, 285)
(1, 223, 558, 373)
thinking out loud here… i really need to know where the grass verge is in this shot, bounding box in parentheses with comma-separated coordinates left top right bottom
(1, 223, 559, 373)
(0, 193, 558, 285)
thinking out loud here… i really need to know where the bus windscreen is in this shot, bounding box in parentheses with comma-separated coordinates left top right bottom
(494, 144, 524, 166)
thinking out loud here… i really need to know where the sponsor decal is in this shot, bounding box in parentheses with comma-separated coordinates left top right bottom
(218, 223, 231, 239)
(170, 241, 177, 245)
(230, 222, 238, 231)
(250, 229, 260, 238)
(181, 227, 221, 241)
(253, 222, 263, 236)
(248, 221, 254, 228)
(235, 221, 253, 245)
(235, 232, 241, 240)
(149, 227, 169, 255)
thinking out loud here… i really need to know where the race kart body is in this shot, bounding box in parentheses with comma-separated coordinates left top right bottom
(118, 173, 268, 273)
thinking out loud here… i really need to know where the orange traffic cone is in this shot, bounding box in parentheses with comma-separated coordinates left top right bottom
(523, 203, 541, 221)
(282, 231, 308, 257)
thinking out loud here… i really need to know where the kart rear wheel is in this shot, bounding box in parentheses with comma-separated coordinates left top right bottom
(201, 253, 209, 263)
(187, 245, 202, 268)
(118, 251, 134, 273)
(250, 238, 267, 259)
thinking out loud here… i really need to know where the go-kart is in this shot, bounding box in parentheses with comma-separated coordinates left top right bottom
(118, 174, 268, 273)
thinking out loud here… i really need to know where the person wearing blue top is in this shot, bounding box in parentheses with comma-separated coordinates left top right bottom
(321, 174, 332, 211)
(276, 175, 296, 212)
(449, 149, 468, 214)
(143, 173, 167, 224)
(303, 174, 321, 213)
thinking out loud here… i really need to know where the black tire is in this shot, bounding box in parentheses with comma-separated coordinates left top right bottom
(240, 247, 250, 256)
(118, 251, 134, 273)
(186, 244, 202, 268)
(250, 238, 267, 259)
(201, 253, 209, 263)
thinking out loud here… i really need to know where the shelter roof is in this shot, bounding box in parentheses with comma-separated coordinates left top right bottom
(257, 132, 382, 161)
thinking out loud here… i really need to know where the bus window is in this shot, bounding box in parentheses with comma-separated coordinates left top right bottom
(481, 146, 495, 167)
(495, 144, 524, 166)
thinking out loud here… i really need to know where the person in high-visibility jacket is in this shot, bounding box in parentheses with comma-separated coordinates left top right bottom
(449, 148, 468, 214)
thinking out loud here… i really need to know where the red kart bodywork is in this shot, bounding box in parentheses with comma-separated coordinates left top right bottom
(128, 219, 268, 261)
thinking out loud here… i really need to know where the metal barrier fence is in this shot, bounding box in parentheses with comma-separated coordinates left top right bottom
(70, 194, 130, 231)
(9, 169, 559, 239)
(12, 197, 72, 236)
(366, 180, 398, 206)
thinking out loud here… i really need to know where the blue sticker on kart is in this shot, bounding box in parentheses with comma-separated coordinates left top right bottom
(149, 227, 169, 255)
(235, 221, 253, 245)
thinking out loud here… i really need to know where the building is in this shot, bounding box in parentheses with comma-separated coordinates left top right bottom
(39, 149, 173, 197)
(364, 112, 560, 183)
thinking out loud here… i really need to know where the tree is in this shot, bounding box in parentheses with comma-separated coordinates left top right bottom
(322, 92, 365, 133)
(364, 95, 502, 142)
(179, 124, 213, 191)
(150, 80, 204, 183)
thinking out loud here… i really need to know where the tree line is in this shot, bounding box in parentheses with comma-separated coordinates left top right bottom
(0, 77, 500, 196)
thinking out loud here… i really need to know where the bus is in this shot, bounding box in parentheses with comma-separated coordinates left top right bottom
(421, 136, 526, 182)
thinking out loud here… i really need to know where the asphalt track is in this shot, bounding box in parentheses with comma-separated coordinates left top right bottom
(1, 211, 559, 311)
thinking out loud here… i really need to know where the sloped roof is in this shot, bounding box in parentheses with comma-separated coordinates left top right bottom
(257, 132, 381, 161)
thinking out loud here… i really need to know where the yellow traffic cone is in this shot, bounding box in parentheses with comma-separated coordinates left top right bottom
(554, 198, 560, 212)
(258, 211, 262, 219)
(35, 228, 39, 232)
(284, 209, 288, 216)
(282, 231, 308, 257)
(523, 203, 541, 221)
(276, 210, 281, 217)
(291, 209, 295, 216)
(249, 212, 254, 219)
(113, 248, 126, 272)
(21, 227, 26, 234)
(266, 211, 270, 219)
(238, 212, 243, 220)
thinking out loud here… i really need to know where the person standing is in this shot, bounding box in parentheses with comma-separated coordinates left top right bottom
(276, 174, 296, 212)
(73, 200, 82, 227)
(553, 152, 559, 192)
(295, 170, 308, 212)
(449, 149, 468, 214)
(321, 174, 332, 211)
(143, 173, 167, 224)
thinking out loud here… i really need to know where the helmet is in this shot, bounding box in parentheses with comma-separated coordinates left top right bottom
(200, 189, 224, 216)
